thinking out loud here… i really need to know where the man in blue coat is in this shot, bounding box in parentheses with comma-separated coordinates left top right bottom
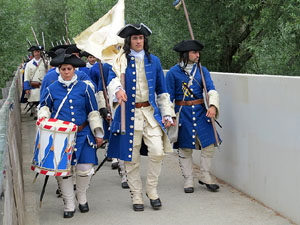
(166, 40, 221, 193)
(107, 23, 175, 211)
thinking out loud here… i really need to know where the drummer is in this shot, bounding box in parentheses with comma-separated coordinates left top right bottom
(38, 50, 104, 218)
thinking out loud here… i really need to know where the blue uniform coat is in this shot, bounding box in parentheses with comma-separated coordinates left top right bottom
(166, 64, 221, 149)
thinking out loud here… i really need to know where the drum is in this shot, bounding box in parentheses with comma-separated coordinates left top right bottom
(31, 118, 77, 176)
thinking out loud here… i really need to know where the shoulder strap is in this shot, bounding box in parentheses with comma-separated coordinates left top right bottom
(177, 66, 197, 115)
(54, 82, 77, 119)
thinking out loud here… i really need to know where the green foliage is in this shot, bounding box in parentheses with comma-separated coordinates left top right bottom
(0, 0, 299, 93)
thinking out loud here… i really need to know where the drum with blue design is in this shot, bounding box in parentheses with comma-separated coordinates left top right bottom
(31, 118, 77, 176)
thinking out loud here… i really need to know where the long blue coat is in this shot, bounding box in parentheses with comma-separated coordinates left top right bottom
(107, 54, 168, 161)
(166, 64, 221, 149)
(40, 79, 99, 165)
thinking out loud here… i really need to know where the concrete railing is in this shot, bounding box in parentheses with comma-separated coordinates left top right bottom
(192, 72, 300, 224)
(0, 69, 24, 225)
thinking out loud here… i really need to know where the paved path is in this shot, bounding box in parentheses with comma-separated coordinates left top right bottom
(21, 110, 294, 225)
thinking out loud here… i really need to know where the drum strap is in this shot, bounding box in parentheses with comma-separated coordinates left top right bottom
(54, 82, 77, 119)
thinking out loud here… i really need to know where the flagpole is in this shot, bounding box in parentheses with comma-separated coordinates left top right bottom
(181, 0, 194, 40)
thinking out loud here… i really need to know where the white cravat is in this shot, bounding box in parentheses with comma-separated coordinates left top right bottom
(130, 49, 145, 60)
(58, 74, 78, 87)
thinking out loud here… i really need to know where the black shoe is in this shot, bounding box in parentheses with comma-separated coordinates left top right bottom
(63, 210, 75, 218)
(133, 204, 144, 211)
(79, 202, 89, 213)
(106, 157, 113, 162)
(150, 198, 162, 210)
(111, 162, 118, 170)
(73, 184, 76, 191)
(198, 180, 219, 192)
(121, 181, 129, 189)
(184, 187, 194, 193)
(34, 116, 37, 120)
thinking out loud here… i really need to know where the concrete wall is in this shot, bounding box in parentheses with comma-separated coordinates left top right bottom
(193, 72, 300, 224)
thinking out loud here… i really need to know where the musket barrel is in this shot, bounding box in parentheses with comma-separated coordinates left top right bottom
(31, 26, 40, 46)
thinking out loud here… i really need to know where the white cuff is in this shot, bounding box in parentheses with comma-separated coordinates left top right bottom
(95, 91, 106, 109)
(208, 90, 220, 118)
(37, 106, 51, 119)
(88, 111, 104, 136)
(94, 127, 104, 138)
(157, 93, 176, 117)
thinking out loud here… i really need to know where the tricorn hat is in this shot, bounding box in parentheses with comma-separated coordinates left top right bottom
(50, 50, 86, 67)
(118, 23, 152, 38)
(47, 48, 67, 59)
(173, 40, 204, 52)
(28, 45, 44, 52)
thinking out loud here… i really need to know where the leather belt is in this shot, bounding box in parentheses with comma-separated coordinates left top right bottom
(30, 81, 41, 88)
(175, 99, 204, 106)
(77, 121, 88, 132)
(135, 101, 150, 108)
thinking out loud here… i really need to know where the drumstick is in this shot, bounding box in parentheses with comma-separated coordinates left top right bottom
(40, 175, 49, 208)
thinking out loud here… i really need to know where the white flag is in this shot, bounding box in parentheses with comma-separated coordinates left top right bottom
(74, 0, 125, 64)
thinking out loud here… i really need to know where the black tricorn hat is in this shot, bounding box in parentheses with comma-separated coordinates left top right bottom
(173, 40, 204, 52)
(65, 44, 81, 54)
(28, 45, 44, 52)
(50, 50, 86, 67)
(118, 23, 152, 38)
(47, 48, 66, 59)
(46, 51, 56, 58)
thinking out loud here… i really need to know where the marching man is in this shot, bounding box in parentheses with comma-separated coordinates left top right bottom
(106, 23, 175, 211)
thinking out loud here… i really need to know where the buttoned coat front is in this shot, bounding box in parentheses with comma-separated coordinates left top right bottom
(107, 54, 173, 161)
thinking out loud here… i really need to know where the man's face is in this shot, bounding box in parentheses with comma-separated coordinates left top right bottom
(87, 55, 96, 65)
(130, 35, 144, 52)
(188, 50, 200, 64)
(33, 50, 41, 59)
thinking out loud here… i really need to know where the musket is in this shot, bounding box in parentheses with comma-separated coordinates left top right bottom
(59, 40, 63, 45)
(97, 59, 112, 125)
(31, 26, 40, 46)
(42, 32, 46, 50)
(64, 13, 70, 44)
(62, 36, 67, 45)
(51, 41, 55, 47)
(26, 38, 32, 47)
(56, 41, 59, 46)
(68, 38, 72, 45)
(180, 0, 220, 147)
